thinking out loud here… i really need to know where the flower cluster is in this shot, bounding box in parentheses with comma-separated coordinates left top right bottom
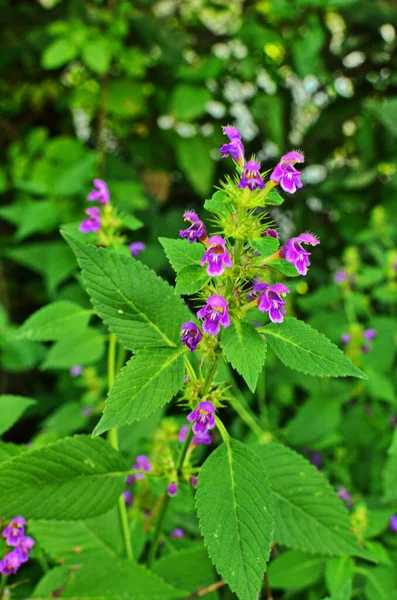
(80, 179, 109, 233)
(123, 455, 151, 505)
(341, 327, 377, 353)
(0, 517, 35, 576)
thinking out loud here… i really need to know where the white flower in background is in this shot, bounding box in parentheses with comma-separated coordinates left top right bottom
(157, 115, 174, 130)
(334, 76, 354, 98)
(206, 79, 218, 92)
(229, 103, 259, 141)
(342, 120, 357, 136)
(153, 0, 176, 17)
(380, 23, 395, 43)
(303, 75, 319, 94)
(205, 100, 226, 119)
(201, 123, 214, 137)
(256, 70, 277, 94)
(256, 142, 279, 162)
(313, 91, 329, 108)
(229, 40, 248, 59)
(175, 122, 197, 138)
(301, 165, 327, 185)
(306, 197, 324, 212)
(212, 43, 231, 60)
(343, 51, 365, 68)
(72, 108, 91, 142)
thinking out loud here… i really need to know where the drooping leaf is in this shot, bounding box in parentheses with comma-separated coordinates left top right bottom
(261, 317, 366, 378)
(250, 237, 280, 257)
(93, 347, 185, 436)
(0, 395, 37, 436)
(221, 319, 267, 392)
(257, 443, 373, 559)
(41, 329, 106, 369)
(175, 265, 210, 295)
(0, 435, 128, 520)
(196, 438, 274, 600)
(19, 301, 92, 342)
(159, 237, 204, 273)
(62, 233, 191, 351)
(268, 550, 324, 591)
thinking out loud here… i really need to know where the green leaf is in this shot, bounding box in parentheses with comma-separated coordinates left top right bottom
(42, 38, 78, 69)
(204, 190, 233, 215)
(257, 443, 373, 559)
(41, 329, 105, 369)
(119, 212, 144, 232)
(268, 550, 324, 590)
(384, 429, 397, 502)
(62, 233, 191, 351)
(264, 188, 284, 205)
(170, 84, 212, 121)
(0, 395, 36, 436)
(108, 80, 146, 118)
(175, 136, 214, 197)
(32, 557, 184, 600)
(153, 547, 218, 598)
(0, 200, 60, 241)
(94, 347, 185, 436)
(196, 438, 274, 600)
(82, 38, 112, 75)
(19, 301, 92, 342)
(32, 565, 70, 598)
(221, 320, 267, 392)
(175, 265, 210, 295)
(267, 258, 300, 277)
(159, 237, 204, 273)
(0, 441, 26, 465)
(285, 396, 342, 446)
(325, 557, 354, 596)
(30, 507, 123, 563)
(362, 566, 397, 600)
(261, 317, 366, 378)
(250, 236, 280, 257)
(0, 435, 128, 520)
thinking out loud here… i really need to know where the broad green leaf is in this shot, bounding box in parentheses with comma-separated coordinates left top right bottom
(363, 565, 397, 600)
(267, 258, 300, 277)
(41, 329, 105, 369)
(0, 200, 60, 241)
(32, 565, 70, 598)
(43, 402, 90, 435)
(250, 236, 280, 257)
(175, 265, 209, 295)
(257, 443, 373, 559)
(384, 429, 397, 502)
(196, 438, 274, 600)
(325, 557, 354, 596)
(153, 547, 218, 599)
(175, 136, 214, 197)
(82, 38, 112, 75)
(33, 557, 184, 599)
(42, 38, 78, 69)
(221, 320, 267, 392)
(261, 317, 366, 378)
(170, 84, 212, 121)
(62, 233, 191, 351)
(0, 441, 26, 464)
(159, 237, 204, 273)
(19, 301, 92, 341)
(285, 396, 342, 446)
(268, 551, 324, 590)
(120, 212, 144, 232)
(30, 507, 123, 563)
(94, 347, 185, 436)
(0, 435, 128, 520)
(0, 395, 36, 436)
(108, 80, 146, 118)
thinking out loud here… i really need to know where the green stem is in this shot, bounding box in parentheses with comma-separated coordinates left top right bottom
(184, 355, 197, 381)
(215, 416, 230, 442)
(116, 344, 127, 374)
(202, 356, 220, 396)
(0, 574, 7, 599)
(106, 334, 133, 560)
(147, 427, 195, 566)
(228, 394, 265, 439)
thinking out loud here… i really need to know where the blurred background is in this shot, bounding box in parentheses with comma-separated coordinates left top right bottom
(0, 0, 396, 461)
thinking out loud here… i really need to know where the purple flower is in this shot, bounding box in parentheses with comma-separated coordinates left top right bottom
(167, 482, 178, 497)
(80, 406, 93, 417)
(170, 528, 184, 539)
(361, 344, 371, 354)
(129, 242, 146, 257)
(219, 125, 245, 165)
(70, 365, 83, 377)
(341, 333, 351, 344)
(123, 491, 133, 507)
(337, 486, 351, 502)
(2, 517, 26, 546)
(79, 207, 101, 233)
(364, 328, 377, 341)
(190, 476, 198, 487)
(19, 536, 35, 555)
(270, 151, 304, 194)
(311, 453, 322, 469)
(181, 322, 203, 352)
(180, 212, 207, 243)
(200, 236, 232, 277)
(187, 401, 216, 437)
(132, 455, 151, 480)
(280, 233, 320, 276)
(0, 549, 25, 576)
(179, 425, 189, 443)
(197, 295, 230, 335)
(264, 229, 278, 239)
(249, 282, 290, 323)
(390, 515, 397, 533)
(334, 269, 347, 284)
(87, 179, 110, 205)
(193, 431, 212, 445)
(238, 160, 264, 191)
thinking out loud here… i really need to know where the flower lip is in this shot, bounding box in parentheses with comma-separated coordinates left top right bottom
(87, 179, 110, 205)
(183, 211, 201, 223)
(222, 125, 241, 140)
(280, 151, 304, 165)
(295, 232, 320, 246)
(206, 235, 226, 247)
(206, 294, 228, 309)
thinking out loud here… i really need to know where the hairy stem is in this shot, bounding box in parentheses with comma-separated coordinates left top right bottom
(107, 333, 133, 560)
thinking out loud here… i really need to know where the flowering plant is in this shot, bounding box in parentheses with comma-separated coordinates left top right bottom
(0, 126, 382, 600)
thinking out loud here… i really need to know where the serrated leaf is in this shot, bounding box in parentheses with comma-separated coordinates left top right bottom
(30, 507, 123, 563)
(196, 438, 274, 600)
(204, 190, 233, 215)
(94, 347, 185, 435)
(257, 443, 373, 559)
(261, 317, 366, 378)
(153, 547, 218, 598)
(267, 258, 300, 277)
(250, 237, 279, 257)
(62, 233, 191, 351)
(175, 265, 210, 295)
(41, 329, 105, 369)
(0, 435, 128, 520)
(32, 557, 184, 600)
(159, 237, 204, 273)
(0, 395, 37, 436)
(19, 301, 92, 342)
(221, 320, 266, 392)
(0, 441, 26, 465)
